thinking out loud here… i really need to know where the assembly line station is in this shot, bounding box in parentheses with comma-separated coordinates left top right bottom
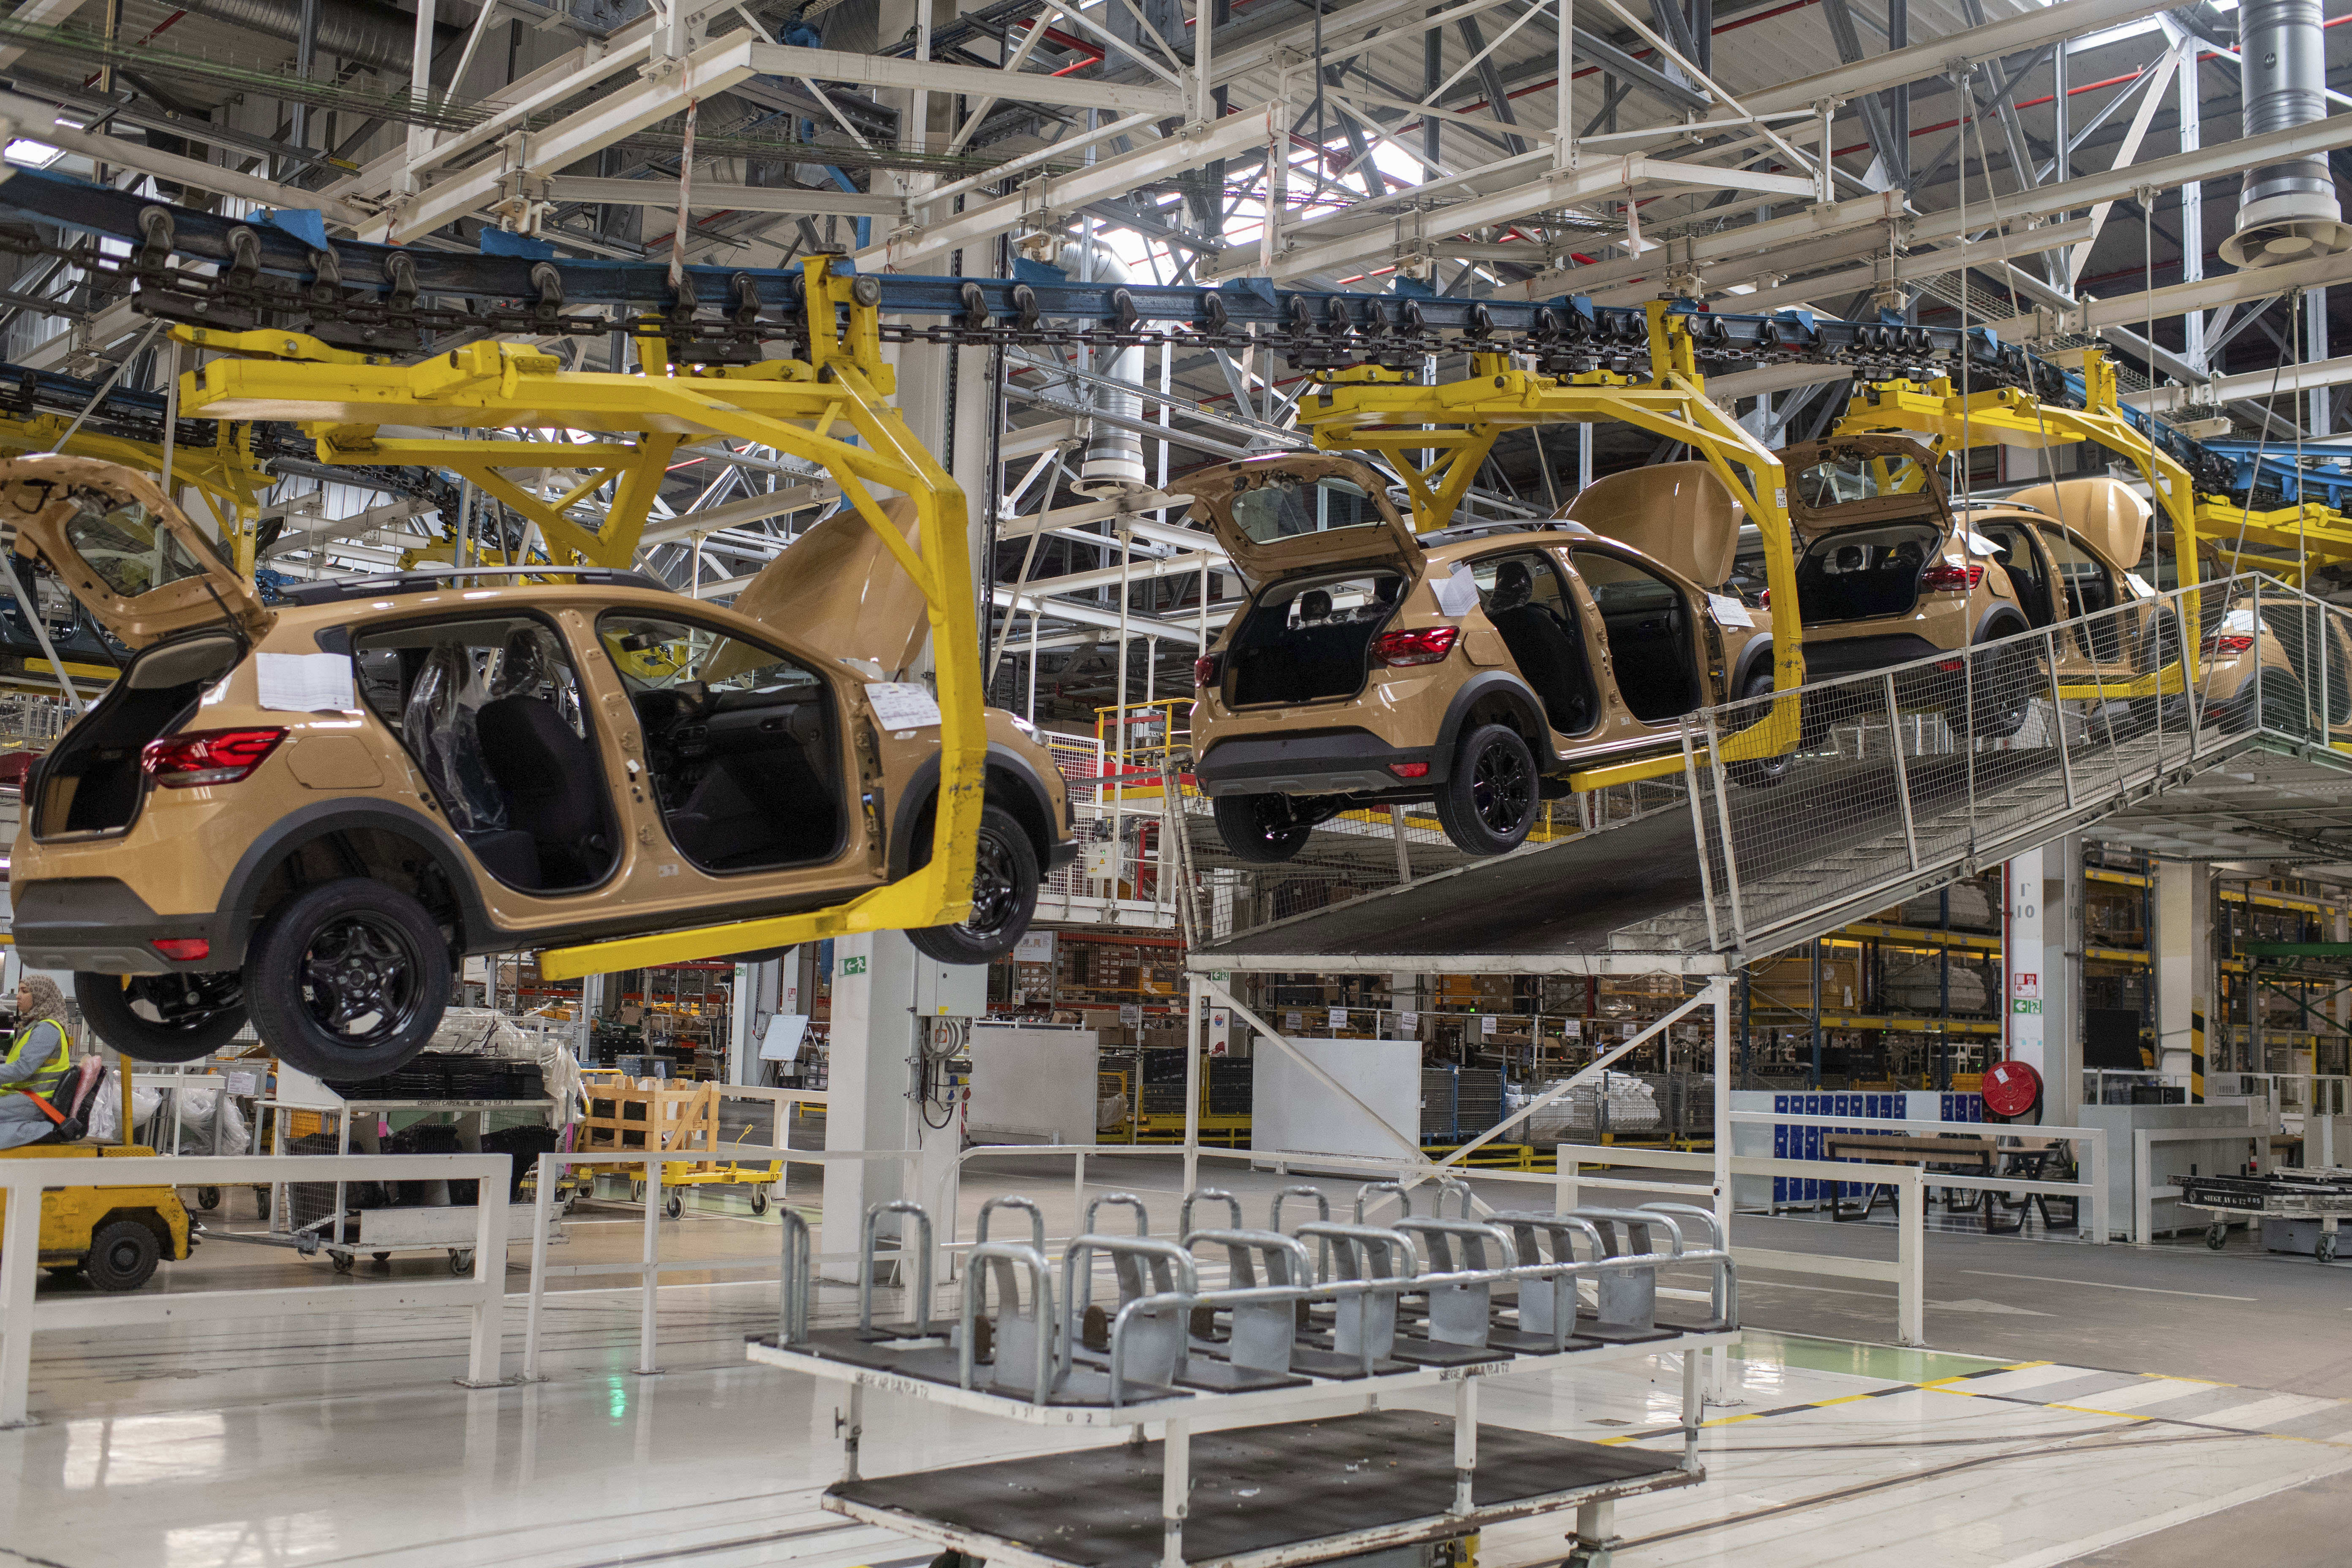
(5, 0, 2352, 1563)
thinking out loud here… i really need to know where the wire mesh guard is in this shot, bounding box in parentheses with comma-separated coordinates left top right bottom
(1689, 572, 2344, 953)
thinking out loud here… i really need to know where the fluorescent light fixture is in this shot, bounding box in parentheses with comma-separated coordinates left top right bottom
(3, 137, 60, 167)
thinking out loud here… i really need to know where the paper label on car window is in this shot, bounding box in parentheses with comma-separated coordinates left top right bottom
(1707, 593, 1755, 629)
(2123, 571, 2156, 599)
(256, 651, 356, 712)
(1432, 565, 1481, 616)
(2221, 607, 2255, 633)
(1965, 531, 2001, 557)
(864, 682, 941, 729)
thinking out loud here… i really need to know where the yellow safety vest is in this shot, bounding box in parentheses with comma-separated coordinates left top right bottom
(2, 1018, 69, 1103)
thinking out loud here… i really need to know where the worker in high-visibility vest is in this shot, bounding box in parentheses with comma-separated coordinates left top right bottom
(0, 975, 73, 1149)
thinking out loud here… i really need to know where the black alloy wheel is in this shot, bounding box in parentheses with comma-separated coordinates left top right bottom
(909, 804, 1043, 964)
(76, 971, 249, 1064)
(1211, 792, 1315, 863)
(246, 878, 452, 1081)
(1434, 724, 1539, 856)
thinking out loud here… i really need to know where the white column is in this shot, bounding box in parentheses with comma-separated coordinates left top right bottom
(2156, 861, 2209, 1089)
(2307, 288, 2331, 437)
(2006, 841, 2083, 1120)
(819, 933, 986, 1279)
(2178, 50, 2205, 375)
(729, 958, 785, 1087)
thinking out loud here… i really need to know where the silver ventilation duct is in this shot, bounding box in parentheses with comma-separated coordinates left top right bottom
(1059, 240, 1151, 500)
(172, 0, 453, 74)
(2222, 0, 2352, 266)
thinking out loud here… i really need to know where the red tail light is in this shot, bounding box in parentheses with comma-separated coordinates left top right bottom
(152, 937, 211, 962)
(1935, 658, 1965, 673)
(1919, 563, 1984, 593)
(1757, 588, 1769, 610)
(1388, 761, 1430, 778)
(2202, 634, 2255, 657)
(1372, 626, 1461, 667)
(141, 727, 287, 787)
(1193, 653, 1223, 688)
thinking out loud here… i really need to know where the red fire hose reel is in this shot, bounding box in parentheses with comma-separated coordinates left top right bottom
(1981, 1058, 2043, 1119)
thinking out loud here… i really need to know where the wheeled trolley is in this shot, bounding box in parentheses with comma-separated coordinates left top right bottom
(2177, 1170, 2352, 1260)
(746, 1184, 1738, 1568)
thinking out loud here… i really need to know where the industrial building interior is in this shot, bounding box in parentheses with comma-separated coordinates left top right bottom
(4, 0, 2352, 1563)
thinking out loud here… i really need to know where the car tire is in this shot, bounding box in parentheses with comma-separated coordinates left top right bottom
(1433, 724, 1538, 856)
(1724, 669, 1789, 789)
(907, 804, 1043, 965)
(76, 972, 249, 1064)
(244, 878, 452, 1082)
(2259, 675, 2313, 738)
(85, 1217, 162, 1292)
(1211, 793, 1315, 863)
(1969, 637, 2038, 739)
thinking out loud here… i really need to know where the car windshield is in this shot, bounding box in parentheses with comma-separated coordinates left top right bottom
(1229, 474, 1382, 544)
(59, 487, 215, 598)
(1795, 452, 1933, 507)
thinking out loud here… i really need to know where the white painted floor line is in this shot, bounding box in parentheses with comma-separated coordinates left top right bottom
(2055, 1378, 2231, 1413)
(2195, 1392, 2344, 1431)
(1964, 1269, 2257, 1301)
(1991, 1450, 2352, 1568)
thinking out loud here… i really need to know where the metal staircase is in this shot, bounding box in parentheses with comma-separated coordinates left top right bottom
(1188, 575, 2352, 976)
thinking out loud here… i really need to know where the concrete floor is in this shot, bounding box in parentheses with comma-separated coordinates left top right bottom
(8, 1156, 2349, 1566)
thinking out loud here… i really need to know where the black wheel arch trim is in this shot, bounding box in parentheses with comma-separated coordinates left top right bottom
(213, 799, 493, 969)
(886, 742, 1070, 884)
(1971, 605, 2034, 647)
(1432, 672, 1558, 782)
(1729, 632, 1775, 694)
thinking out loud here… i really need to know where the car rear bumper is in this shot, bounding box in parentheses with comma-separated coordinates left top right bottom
(1195, 731, 1432, 797)
(11, 878, 214, 974)
(1799, 633, 1951, 681)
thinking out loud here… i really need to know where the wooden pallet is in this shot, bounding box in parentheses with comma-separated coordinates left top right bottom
(577, 1078, 721, 1163)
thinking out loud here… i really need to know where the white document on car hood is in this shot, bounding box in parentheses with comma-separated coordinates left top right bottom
(256, 651, 357, 712)
(865, 682, 942, 730)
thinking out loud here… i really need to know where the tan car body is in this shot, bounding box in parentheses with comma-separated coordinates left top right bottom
(1, 457, 1073, 983)
(1183, 454, 1773, 814)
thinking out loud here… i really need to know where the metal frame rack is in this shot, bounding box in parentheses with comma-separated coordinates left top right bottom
(749, 1185, 1735, 1568)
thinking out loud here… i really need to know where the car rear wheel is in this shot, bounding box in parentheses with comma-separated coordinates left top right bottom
(76, 972, 248, 1064)
(1434, 724, 1538, 856)
(85, 1217, 162, 1292)
(909, 805, 1043, 965)
(1211, 793, 1315, 863)
(1968, 639, 2038, 739)
(245, 878, 451, 1081)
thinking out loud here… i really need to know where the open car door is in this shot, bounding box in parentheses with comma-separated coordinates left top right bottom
(0, 455, 271, 648)
(1175, 454, 1420, 580)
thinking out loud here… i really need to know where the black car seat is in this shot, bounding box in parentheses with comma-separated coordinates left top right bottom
(1486, 560, 1595, 734)
(476, 629, 611, 889)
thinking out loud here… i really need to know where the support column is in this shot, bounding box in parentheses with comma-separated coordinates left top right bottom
(2308, 288, 2331, 437)
(819, 933, 986, 1278)
(2007, 841, 2083, 1121)
(2156, 861, 2210, 1092)
(2178, 48, 2205, 374)
(730, 958, 785, 1086)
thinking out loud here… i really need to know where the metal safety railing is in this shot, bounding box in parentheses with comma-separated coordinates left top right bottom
(1686, 573, 2352, 955)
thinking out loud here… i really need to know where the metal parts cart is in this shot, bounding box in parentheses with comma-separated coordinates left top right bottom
(2177, 1170, 2352, 1259)
(746, 1182, 1738, 1568)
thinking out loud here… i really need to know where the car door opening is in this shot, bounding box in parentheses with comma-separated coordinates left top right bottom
(1573, 550, 1701, 722)
(597, 612, 847, 874)
(1475, 553, 1598, 734)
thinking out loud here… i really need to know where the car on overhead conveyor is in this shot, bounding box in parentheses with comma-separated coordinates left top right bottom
(1778, 434, 2244, 736)
(1180, 452, 1777, 861)
(0, 455, 1076, 1083)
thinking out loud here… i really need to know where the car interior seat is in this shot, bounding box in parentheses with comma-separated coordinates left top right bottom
(1485, 559, 1596, 735)
(475, 628, 612, 890)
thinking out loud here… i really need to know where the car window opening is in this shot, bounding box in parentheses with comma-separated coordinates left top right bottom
(1225, 569, 1405, 708)
(1794, 524, 1940, 624)
(356, 617, 619, 894)
(1569, 550, 1701, 723)
(1977, 523, 2057, 630)
(595, 611, 845, 874)
(30, 632, 242, 838)
(1228, 472, 1380, 545)
(1472, 553, 1598, 735)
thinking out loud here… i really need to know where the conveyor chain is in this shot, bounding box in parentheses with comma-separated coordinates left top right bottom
(6, 169, 2020, 381)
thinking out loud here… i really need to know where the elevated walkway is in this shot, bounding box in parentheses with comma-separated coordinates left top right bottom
(1189, 578, 2352, 976)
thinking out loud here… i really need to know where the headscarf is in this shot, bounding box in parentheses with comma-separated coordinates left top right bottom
(16, 974, 65, 1028)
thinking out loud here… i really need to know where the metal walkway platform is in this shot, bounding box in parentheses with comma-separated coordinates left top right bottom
(1189, 580, 2352, 977)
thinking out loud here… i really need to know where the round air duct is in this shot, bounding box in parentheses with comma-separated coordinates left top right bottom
(1059, 241, 1152, 500)
(2222, 0, 2352, 266)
